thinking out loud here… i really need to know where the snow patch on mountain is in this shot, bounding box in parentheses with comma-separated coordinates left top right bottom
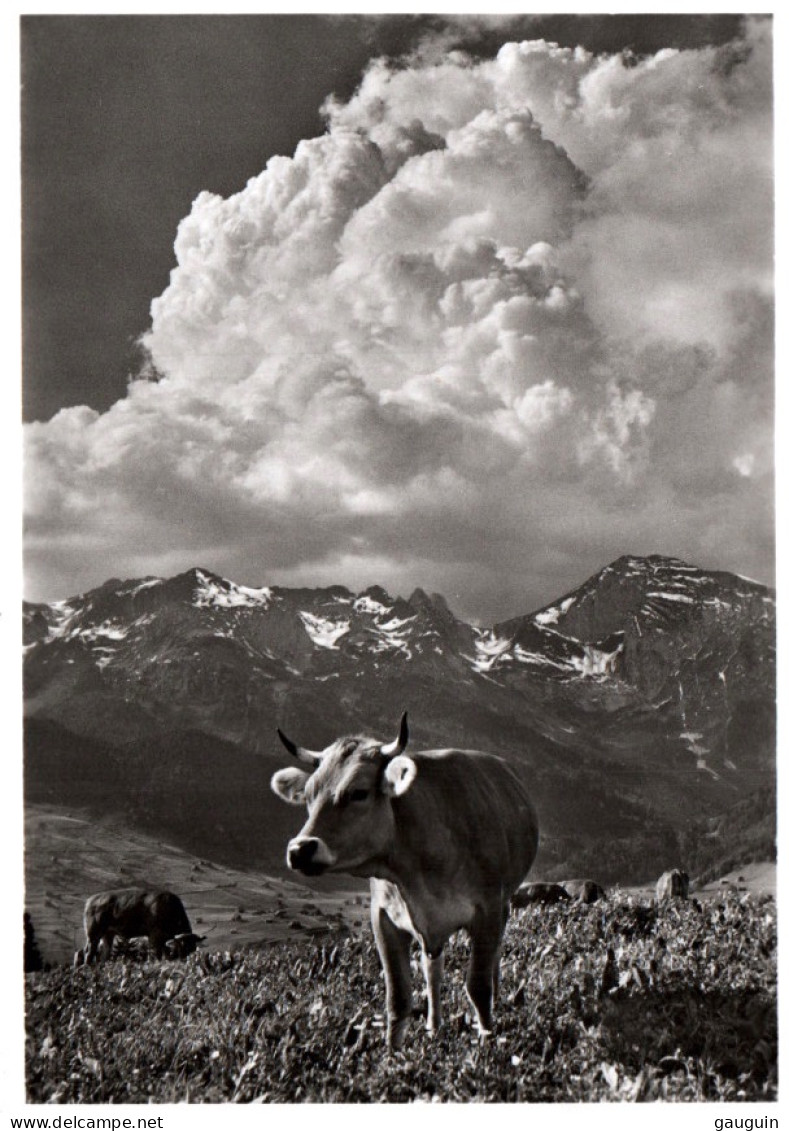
(299, 612, 350, 649)
(368, 615, 417, 658)
(193, 571, 273, 609)
(470, 633, 513, 673)
(353, 595, 392, 617)
(79, 621, 130, 644)
(120, 578, 164, 599)
(535, 596, 576, 626)
(568, 643, 622, 677)
(511, 646, 571, 672)
(44, 602, 80, 640)
(471, 622, 622, 679)
(680, 729, 720, 776)
(681, 730, 708, 754)
(737, 589, 775, 605)
(377, 615, 415, 634)
(646, 591, 695, 604)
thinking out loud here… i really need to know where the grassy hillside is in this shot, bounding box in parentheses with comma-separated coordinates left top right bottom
(25, 889, 776, 1103)
(685, 784, 777, 884)
(25, 804, 365, 967)
(24, 719, 304, 875)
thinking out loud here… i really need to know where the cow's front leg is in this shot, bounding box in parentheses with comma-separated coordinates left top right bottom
(149, 929, 167, 960)
(466, 910, 506, 1036)
(371, 902, 414, 1050)
(96, 932, 114, 964)
(420, 947, 444, 1034)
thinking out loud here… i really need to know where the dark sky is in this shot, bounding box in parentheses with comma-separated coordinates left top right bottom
(21, 14, 746, 423)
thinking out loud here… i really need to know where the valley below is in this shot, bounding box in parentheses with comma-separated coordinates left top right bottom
(25, 804, 366, 968)
(25, 801, 776, 971)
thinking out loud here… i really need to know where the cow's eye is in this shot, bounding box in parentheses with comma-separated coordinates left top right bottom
(348, 788, 370, 803)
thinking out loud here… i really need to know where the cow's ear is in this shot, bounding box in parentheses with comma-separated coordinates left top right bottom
(271, 767, 310, 805)
(382, 755, 417, 798)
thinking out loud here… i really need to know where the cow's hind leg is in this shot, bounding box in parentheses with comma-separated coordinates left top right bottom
(371, 903, 414, 1051)
(491, 902, 509, 1006)
(84, 925, 104, 965)
(466, 910, 506, 1036)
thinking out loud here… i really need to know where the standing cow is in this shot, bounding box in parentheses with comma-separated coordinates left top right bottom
(656, 869, 690, 901)
(76, 888, 204, 965)
(270, 712, 539, 1049)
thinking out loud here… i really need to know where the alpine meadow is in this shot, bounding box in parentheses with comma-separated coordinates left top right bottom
(20, 14, 775, 1109)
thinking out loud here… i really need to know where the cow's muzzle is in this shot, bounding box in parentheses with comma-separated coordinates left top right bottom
(287, 837, 329, 876)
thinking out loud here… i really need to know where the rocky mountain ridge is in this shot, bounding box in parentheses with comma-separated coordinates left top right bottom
(23, 555, 776, 883)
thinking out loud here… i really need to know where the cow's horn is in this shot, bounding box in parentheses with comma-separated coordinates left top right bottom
(277, 728, 323, 768)
(381, 712, 409, 758)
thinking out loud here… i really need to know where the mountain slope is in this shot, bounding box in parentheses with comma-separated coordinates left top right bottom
(23, 555, 775, 882)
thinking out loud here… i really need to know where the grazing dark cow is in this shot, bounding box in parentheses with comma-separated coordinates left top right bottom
(561, 879, 606, 904)
(655, 869, 690, 901)
(79, 888, 204, 964)
(74, 935, 150, 967)
(511, 881, 570, 907)
(270, 712, 539, 1049)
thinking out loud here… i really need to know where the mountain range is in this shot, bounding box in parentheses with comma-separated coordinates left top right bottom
(23, 554, 776, 884)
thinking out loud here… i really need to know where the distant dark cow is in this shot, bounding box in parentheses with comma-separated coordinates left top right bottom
(271, 713, 539, 1049)
(656, 869, 690, 901)
(511, 882, 570, 907)
(561, 879, 606, 904)
(78, 888, 204, 964)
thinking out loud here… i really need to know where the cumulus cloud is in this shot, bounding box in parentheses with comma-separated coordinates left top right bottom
(24, 19, 774, 619)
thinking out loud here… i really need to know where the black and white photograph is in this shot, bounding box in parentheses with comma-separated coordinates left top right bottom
(11, 8, 777, 1110)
